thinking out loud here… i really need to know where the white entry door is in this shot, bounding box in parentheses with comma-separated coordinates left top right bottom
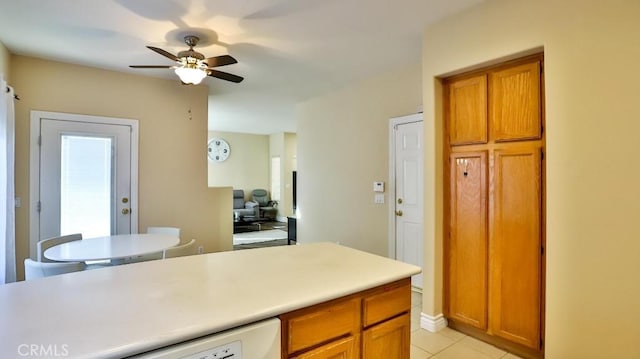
(392, 115, 424, 288)
(30, 112, 138, 257)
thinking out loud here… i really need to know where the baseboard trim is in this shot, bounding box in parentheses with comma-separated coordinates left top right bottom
(420, 312, 448, 332)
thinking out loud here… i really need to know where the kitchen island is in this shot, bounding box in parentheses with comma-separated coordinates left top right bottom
(0, 242, 420, 358)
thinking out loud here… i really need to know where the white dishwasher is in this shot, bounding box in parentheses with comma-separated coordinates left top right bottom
(130, 318, 281, 359)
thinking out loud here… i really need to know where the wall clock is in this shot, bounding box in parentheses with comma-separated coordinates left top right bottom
(208, 138, 230, 162)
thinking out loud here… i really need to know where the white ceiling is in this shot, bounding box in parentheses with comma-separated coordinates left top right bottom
(0, 0, 481, 134)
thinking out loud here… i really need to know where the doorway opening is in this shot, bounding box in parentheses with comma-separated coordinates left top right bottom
(388, 113, 424, 289)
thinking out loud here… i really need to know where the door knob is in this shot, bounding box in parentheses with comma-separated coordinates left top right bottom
(395, 210, 403, 216)
(121, 208, 130, 215)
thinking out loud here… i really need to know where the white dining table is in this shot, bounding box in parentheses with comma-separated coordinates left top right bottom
(43, 233, 180, 262)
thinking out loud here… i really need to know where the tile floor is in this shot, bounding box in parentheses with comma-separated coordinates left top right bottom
(410, 290, 523, 359)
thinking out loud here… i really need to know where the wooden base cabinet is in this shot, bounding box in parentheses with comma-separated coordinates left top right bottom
(280, 279, 411, 359)
(362, 314, 410, 359)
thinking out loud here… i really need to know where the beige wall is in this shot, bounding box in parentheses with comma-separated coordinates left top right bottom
(269, 132, 297, 219)
(422, 0, 640, 357)
(207, 131, 269, 196)
(284, 133, 297, 217)
(11, 56, 232, 280)
(0, 41, 9, 81)
(297, 63, 422, 255)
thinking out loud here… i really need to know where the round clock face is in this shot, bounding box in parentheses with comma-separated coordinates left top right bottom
(208, 138, 230, 162)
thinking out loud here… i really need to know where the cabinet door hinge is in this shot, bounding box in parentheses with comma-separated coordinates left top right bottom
(541, 245, 545, 255)
(38, 135, 42, 146)
(37, 201, 41, 213)
(540, 337, 545, 349)
(541, 150, 544, 160)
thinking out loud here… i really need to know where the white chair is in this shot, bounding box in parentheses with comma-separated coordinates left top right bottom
(163, 239, 198, 259)
(142, 226, 181, 261)
(37, 233, 82, 262)
(119, 227, 182, 264)
(146, 227, 181, 237)
(24, 258, 85, 280)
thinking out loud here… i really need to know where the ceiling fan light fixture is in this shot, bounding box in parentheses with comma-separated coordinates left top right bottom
(131, 37, 243, 84)
(175, 66, 207, 84)
(174, 59, 207, 84)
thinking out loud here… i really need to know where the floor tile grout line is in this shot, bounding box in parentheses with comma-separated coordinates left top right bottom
(411, 344, 435, 357)
(431, 338, 459, 356)
(453, 332, 467, 343)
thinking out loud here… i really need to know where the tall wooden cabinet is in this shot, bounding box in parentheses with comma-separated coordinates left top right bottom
(444, 55, 545, 358)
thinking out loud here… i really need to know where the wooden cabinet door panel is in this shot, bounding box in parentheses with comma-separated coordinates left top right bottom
(294, 335, 359, 359)
(362, 313, 410, 359)
(448, 75, 488, 145)
(490, 62, 541, 142)
(489, 147, 542, 349)
(448, 151, 488, 330)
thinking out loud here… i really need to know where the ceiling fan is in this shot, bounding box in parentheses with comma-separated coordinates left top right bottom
(130, 35, 243, 85)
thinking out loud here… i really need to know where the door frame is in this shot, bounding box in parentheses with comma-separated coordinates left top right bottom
(387, 113, 423, 259)
(29, 111, 139, 258)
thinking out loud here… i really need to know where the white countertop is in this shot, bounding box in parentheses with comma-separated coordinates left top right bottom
(0, 242, 421, 359)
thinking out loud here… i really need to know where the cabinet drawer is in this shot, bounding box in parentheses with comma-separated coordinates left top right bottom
(363, 282, 411, 327)
(293, 335, 359, 359)
(285, 297, 360, 354)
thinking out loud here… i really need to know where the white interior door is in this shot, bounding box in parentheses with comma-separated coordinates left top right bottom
(393, 117, 424, 288)
(30, 112, 138, 257)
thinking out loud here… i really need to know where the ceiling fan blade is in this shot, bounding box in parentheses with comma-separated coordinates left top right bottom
(147, 46, 179, 62)
(208, 69, 244, 83)
(129, 65, 173, 69)
(205, 55, 237, 68)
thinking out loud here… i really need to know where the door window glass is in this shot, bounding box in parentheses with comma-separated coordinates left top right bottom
(60, 135, 113, 238)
